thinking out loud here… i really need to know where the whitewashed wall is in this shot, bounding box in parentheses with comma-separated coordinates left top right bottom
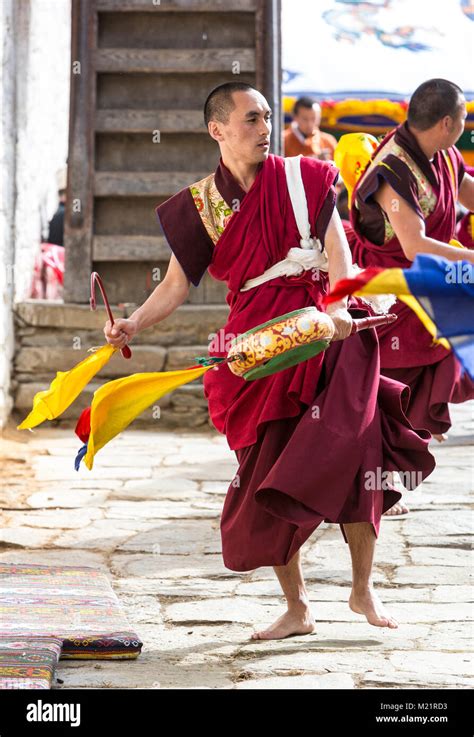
(0, 0, 71, 428)
(1, 0, 16, 430)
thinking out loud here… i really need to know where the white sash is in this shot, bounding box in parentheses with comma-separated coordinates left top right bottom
(239, 155, 329, 292)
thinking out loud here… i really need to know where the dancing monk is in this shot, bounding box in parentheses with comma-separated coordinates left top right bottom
(104, 83, 434, 640)
(344, 78, 474, 515)
(348, 79, 474, 436)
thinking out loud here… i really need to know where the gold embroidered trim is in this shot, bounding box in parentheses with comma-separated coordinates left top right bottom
(189, 174, 234, 245)
(359, 138, 437, 243)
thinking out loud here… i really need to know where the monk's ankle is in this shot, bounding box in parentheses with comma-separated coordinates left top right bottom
(352, 582, 374, 597)
(286, 596, 311, 614)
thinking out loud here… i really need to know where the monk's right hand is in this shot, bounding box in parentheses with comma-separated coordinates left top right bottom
(326, 307, 353, 341)
(103, 318, 138, 349)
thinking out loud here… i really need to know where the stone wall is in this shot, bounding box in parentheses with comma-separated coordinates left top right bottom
(12, 301, 229, 432)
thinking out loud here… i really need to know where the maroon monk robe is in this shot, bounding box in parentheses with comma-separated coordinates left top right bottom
(347, 121, 474, 436)
(156, 154, 434, 572)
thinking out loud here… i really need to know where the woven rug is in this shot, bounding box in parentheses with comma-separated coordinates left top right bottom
(0, 636, 63, 689)
(0, 564, 143, 661)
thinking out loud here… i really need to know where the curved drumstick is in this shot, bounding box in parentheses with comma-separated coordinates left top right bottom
(90, 272, 132, 359)
(350, 313, 397, 334)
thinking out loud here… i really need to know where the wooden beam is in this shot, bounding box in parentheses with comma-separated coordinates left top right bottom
(95, 48, 255, 73)
(95, 109, 206, 133)
(93, 235, 170, 261)
(256, 0, 282, 155)
(64, 0, 97, 303)
(94, 171, 209, 197)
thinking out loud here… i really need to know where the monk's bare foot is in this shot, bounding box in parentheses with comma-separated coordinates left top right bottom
(383, 500, 409, 517)
(349, 586, 398, 628)
(433, 433, 448, 443)
(251, 602, 316, 640)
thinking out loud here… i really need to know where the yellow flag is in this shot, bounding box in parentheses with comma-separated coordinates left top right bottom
(17, 344, 117, 430)
(83, 365, 214, 470)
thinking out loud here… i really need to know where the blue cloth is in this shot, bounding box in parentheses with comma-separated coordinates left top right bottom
(404, 254, 474, 380)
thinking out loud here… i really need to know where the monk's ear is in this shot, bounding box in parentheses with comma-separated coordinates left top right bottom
(441, 115, 454, 133)
(208, 120, 224, 143)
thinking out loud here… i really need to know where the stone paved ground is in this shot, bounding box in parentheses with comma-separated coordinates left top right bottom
(0, 403, 472, 689)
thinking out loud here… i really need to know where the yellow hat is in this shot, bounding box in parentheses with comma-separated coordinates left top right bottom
(334, 133, 379, 205)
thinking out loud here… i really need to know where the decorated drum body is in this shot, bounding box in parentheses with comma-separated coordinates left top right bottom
(227, 307, 335, 381)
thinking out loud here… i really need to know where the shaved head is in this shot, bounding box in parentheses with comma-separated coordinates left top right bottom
(408, 78, 464, 131)
(203, 82, 258, 127)
(205, 85, 272, 168)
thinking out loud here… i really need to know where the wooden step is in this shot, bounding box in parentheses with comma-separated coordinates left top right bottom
(95, 131, 217, 172)
(95, 109, 206, 133)
(97, 0, 257, 12)
(96, 72, 256, 110)
(98, 7, 256, 49)
(93, 235, 169, 261)
(94, 171, 208, 197)
(94, 48, 255, 73)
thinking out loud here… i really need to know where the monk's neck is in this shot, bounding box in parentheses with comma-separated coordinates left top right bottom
(409, 126, 440, 162)
(221, 155, 260, 193)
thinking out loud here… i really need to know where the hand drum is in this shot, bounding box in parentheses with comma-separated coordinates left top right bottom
(226, 306, 397, 381)
(227, 307, 335, 380)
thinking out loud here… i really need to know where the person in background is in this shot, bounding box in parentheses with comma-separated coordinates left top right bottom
(46, 167, 67, 246)
(284, 97, 338, 160)
(30, 166, 66, 299)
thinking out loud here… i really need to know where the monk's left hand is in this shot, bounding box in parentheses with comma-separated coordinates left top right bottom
(326, 305, 353, 341)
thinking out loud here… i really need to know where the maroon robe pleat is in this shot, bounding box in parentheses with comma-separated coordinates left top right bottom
(221, 307, 434, 571)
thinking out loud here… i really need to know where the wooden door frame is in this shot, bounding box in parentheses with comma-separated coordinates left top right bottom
(64, 0, 97, 303)
(256, 0, 282, 156)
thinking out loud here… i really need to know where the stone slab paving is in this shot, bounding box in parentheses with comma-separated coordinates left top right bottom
(0, 402, 472, 689)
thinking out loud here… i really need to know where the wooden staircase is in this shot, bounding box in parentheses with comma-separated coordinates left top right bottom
(64, 0, 281, 305)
